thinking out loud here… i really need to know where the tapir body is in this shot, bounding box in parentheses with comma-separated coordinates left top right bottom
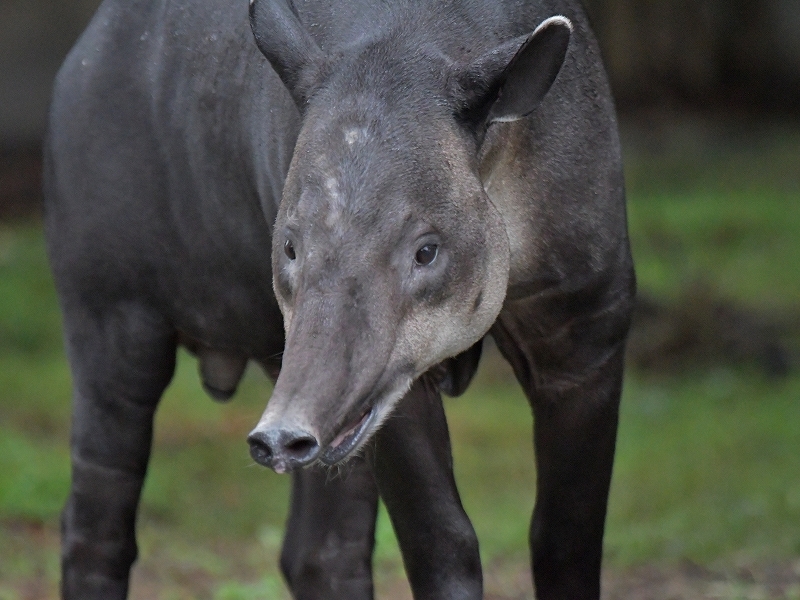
(45, 0, 634, 598)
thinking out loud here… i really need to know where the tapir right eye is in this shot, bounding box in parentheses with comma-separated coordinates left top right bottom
(284, 239, 296, 260)
(414, 243, 439, 266)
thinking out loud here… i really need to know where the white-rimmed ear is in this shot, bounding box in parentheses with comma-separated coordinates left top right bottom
(453, 16, 572, 127)
(249, 0, 326, 107)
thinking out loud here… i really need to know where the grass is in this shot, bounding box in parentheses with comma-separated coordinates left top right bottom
(623, 117, 800, 309)
(627, 188, 800, 308)
(0, 122, 799, 597)
(609, 372, 800, 564)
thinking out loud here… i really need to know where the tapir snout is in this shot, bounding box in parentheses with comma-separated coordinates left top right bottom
(248, 281, 410, 472)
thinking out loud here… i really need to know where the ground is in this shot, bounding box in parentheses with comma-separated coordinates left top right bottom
(4, 515, 800, 599)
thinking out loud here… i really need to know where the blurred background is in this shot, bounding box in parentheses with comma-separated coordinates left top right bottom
(1, 0, 799, 598)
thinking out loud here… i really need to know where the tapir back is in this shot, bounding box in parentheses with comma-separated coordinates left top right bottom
(44, 0, 296, 354)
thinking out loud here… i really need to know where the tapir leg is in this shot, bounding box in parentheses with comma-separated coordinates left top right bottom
(60, 302, 176, 600)
(492, 278, 633, 600)
(374, 375, 482, 600)
(280, 458, 378, 600)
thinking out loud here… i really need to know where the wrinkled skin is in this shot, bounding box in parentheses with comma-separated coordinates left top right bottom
(45, 0, 634, 598)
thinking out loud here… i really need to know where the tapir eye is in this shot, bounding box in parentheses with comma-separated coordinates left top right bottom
(414, 243, 438, 266)
(284, 239, 296, 260)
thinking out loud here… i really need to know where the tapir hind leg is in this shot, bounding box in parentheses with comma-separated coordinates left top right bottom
(491, 275, 634, 600)
(60, 301, 176, 599)
(373, 375, 483, 600)
(280, 458, 378, 600)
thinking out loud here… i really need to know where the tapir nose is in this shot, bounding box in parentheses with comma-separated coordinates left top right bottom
(247, 427, 320, 473)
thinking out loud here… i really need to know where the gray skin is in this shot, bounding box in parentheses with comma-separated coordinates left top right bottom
(45, 0, 634, 598)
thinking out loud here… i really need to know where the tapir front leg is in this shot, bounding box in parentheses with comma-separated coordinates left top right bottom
(280, 458, 378, 600)
(373, 375, 482, 600)
(492, 274, 634, 600)
(60, 302, 176, 599)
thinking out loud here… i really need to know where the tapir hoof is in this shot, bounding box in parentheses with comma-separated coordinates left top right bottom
(248, 428, 320, 473)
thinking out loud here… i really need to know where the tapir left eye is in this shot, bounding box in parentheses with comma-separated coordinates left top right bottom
(284, 239, 297, 260)
(414, 243, 438, 266)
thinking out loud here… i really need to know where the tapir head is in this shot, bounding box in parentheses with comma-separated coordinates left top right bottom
(247, 0, 572, 472)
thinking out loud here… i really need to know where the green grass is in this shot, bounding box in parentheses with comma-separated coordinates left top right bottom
(0, 126, 799, 596)
(627, 188, 800, 307)
(608, 372, 800, 564)
(623, 120, 800, 309)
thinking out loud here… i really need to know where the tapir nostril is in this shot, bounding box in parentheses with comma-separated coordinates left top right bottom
(247, 431, 274, 467)
(284, 436, 318, 458)
(247, 427, 320, 473)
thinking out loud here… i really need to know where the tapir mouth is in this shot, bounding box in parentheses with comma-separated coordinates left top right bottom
(319, 407, 375, 465)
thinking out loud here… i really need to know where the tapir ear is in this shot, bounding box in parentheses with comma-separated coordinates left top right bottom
(250, 0, 326, 107)
(453, 16, 572, 127)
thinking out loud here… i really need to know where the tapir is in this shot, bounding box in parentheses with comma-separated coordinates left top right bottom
(44, 0, 635, 597)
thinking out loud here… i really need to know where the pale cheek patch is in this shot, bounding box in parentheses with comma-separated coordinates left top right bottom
(394, 304, 475, 379)
(393, 260, 508, 379)
(483, 169, 533, 284)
